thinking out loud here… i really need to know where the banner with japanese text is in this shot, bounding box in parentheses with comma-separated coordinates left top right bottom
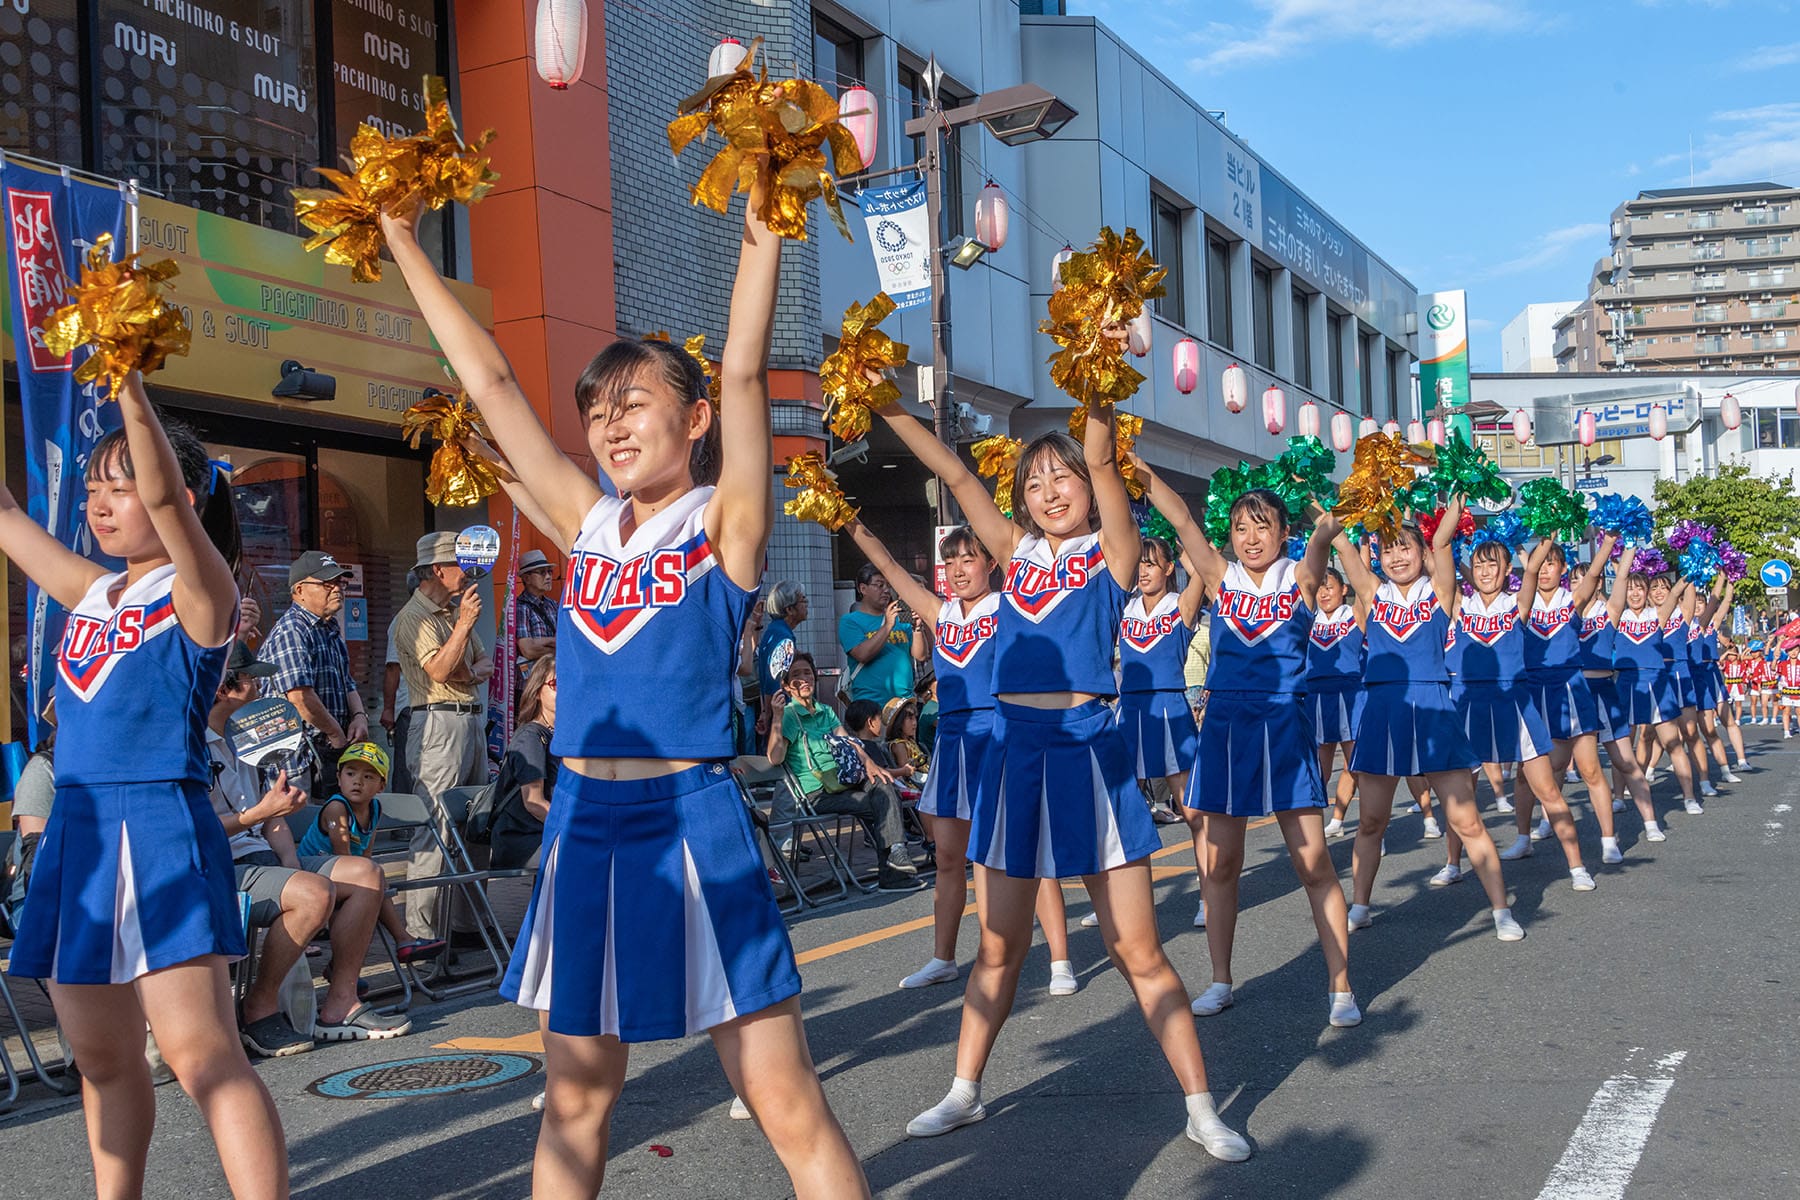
(857, 179, 931, 310)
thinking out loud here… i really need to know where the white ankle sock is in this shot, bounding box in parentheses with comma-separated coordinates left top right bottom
(948, 1076, 980, 1107)
(1184, 1091, 1251, 1160)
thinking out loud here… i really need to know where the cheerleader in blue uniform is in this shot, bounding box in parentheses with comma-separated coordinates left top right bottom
(1567, 555, 1664, 842)
(1615, 572, 1704, 818)
(383, 198, 868, 1197)
(1132, 466, 1357, 1027)
(1643, 575, 1722, 805)
(1311, 568, 1366, 840)
(1335, 496, 1524, 940)
(1117, 536, 1203, 828)
(847, 520, 1076, 995)
(1448, 531, 1592, 889)
(2, 374, 289, 1197)
(1681, 577, 1736, 786)
(881, 395, 1249, 1160)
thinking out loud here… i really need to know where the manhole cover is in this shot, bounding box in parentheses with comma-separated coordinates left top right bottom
(308, 1053, 540, 1100)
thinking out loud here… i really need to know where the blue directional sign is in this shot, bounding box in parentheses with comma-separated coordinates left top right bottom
(1761, 559, 1793, 588)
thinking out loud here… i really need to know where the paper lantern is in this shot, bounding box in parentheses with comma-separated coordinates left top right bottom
(1222, 363, 1248, 413)
(536, 0, 589, 89)
(1173, 338, 1199, 395)
(1297, 400, 1320, 440)
(1383, 420, 1401, 438)
(1263, 385, 1286, 435)
(1578, 410, 1597, 447)
(974, 181, 1008, 251)
(1330, 411, 1354, 452)
(708, 35, 747, 79)
(1649, 404, 1668, 441)
(1051, 245, 1074, 290)
(1406, 419, 1425, 444)
(1511, 407, 1533, 445)
(839, 85, 878, 169)
(1721, 391, 1742, 431)
(1426, 418, 1446, 446)
(1126, 309, 1153, 358)
(1359, 416, 1379, 439)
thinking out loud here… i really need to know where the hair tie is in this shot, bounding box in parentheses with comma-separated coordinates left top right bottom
(207, 459, 233, 498)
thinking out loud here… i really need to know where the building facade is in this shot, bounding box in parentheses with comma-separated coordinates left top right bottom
(1555, 182, 1800, 374)
(1502, 301, 1578, 373)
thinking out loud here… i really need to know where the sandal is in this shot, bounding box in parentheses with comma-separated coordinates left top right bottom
(314, 1002, 413, 1042)
(396, 937, 447, 963)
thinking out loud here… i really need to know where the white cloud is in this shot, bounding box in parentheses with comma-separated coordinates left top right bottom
(1678, 103, 1800, 185)
(1475, 223, 1608, 280)
(1738, 43, 1800, 70)
(1186, 0, 1538, 71)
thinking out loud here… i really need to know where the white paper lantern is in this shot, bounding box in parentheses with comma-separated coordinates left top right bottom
(1222, 363, 1249, 413)
(1426, 418, 1446, 446)
(1406, 419, 1425, 444)
(974, 181, 1008, 251)
(1359, 416, 1379, 439)
(708, 35, 747, 79)
(1297, 400, 1320, 440)
(1721, 391, 1742, 431)
(1649, 404, 1668, 441)
(536, 0, 589, 89)
(1330, 411, 1354, 452)
(1051, 245, 1074, 290)
(1173, 338, 1199, 395)
(1126, 308, 1153, 358)
(1511, 407, 1533, 445)
(1263, 385, 1286, 435)
(1577, 410, 1597, 447)
(1383, 419, 1401, 438)
(838, 85, 878, 169)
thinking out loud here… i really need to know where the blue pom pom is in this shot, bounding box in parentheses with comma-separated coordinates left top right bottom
(1680, 542, 1721, 586)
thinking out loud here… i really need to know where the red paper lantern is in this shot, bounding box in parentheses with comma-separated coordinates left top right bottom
(1173, 338, 1199, 395)
(1721, 391, 1742, 431)
(1511, 407, 1533, 445)
(839, 85, 878, 169)
(1577, 410, 1597, 447)
(1297, 400, 1320, 440)
(1263, 385, 1286, 435)
(1222, 363, 1248, 413)
(1426, 418, 1446, 446)
(536, 0, 589, 89)
(707, 34, 745, 79)
(1649, 404, 1668, 441)
(1330, 411, 1354, 452)
(1126, 309, 1152, 358)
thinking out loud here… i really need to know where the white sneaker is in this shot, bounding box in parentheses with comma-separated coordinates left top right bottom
(1328, 992, 1362, 1028)
(1493, 910, 1526, 941)
(1495, 796, 1516, 814)
(1602, 842, 1624, 865)
(1347, 903, 1373, 932)
(1684, 799, 1705, 815)
(1380, 838, 1388, 857)
(729, 1095, 753, 1120)
(1404, 802, 1420, 814)
(1498, 834, 1533, 860)
(900, 959, 960, 989)
(1733, 761, 1750, 772)
(1645, 767, 1657, 783)
(1048, 961, 1079, 996)
(1422, 816, 1443, 839)
(1428, 863, 1463, 887)
(1787, 729, 1794, 740)
(1645, 824, 1667, 842)
(1529, 817, 1552, 841)
(531, 1090, 546, 1112)
(1193, 898, 1207, 928)
(1721, 770, 1742, 784)
(1699, 780, 1718, 798)
(907, 1090, 987, 1137)
(1323, 818, 1345, 838)
(1564, 767, 1580, 784)
(1185, 1113, 1252, 1162)
(1612, 798, 1627, 813)
(1190, 981, 1235, 1016)
(1570, 867, 1597, 892)
(1080, 910, 1100, 928)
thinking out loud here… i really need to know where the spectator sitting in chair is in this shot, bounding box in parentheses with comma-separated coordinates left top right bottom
(767, 653, 922, 893)
(847, 699, 919, 787)
(293, 741, 445, 965)
(488, 654, 559, 872)
(880, 696, 930, 776)
(209, 642, 412, 1055)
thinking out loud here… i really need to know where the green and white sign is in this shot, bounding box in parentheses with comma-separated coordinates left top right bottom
(1419, 289, 1471, 416)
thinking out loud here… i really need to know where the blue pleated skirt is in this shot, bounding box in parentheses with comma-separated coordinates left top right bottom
(1691, 662, 1722, 711)
(1670, 663, 1698, 711)
(1309, 680, 1366, 745)
(1185, 691, 1325, 817)
(1454, 678, 1554, 763)
(970, 699, 1160, 879)
(1586, 673, 1633, 743)
(502, 763, 800, 1042)
(918, 707, 993, 821)
(1616, 668, 1682, 727)
(1115, 690, 1199, 779)
(8, 780, 245, 985)
(1349, 681, 1480, 777)
(1528, 670, 1602, 740)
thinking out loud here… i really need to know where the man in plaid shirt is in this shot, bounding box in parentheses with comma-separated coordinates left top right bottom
(263, 550, 369, 791)
(514, 548, 558, 682)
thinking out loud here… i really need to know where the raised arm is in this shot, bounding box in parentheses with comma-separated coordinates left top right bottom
(1131, 453, 1226, 594)
(381, 205, 600, 546)
(848, 519, 943, 627)
(1573, 533, 1616, 609)
(463, 433, 570, 556)
(1606, 545, 1636, 621)
(118, 375, 237, 646)
(1175, 551, 1208, 627)
(0, 484, 106, 610)
(1426, 495, 1463, 615)
(876, 402, 1019, 562)
(1297, 510, 1343, 607)
(1656, 578, 1691, 623)
(1083, 404, 1141, 587)
(1697, 575, 1728, 626)
(1334, 531, 1377, 623)
(1522, 536, 1556, 594)
(707, 189, 784, 589)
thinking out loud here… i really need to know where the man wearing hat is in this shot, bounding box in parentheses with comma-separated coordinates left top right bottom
(514, 548, 558, 683)
(263, 550, 368, 796)
(393, 532, 494, 942)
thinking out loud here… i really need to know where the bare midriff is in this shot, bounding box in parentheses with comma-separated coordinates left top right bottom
(995, 690, 1104, 709)
(565, 756, 709, 781)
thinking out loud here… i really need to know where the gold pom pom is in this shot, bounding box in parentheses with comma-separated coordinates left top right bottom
(1038, 227, 1166, 415)
(402, 378, 503, 508)
(782, 450, 859, 531)
(819, 293, 909, 441)
(973, 434, 1024, 516)
(41, 233, 190, 400)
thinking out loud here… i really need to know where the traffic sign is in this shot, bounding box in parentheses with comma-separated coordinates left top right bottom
(1574, 475, 1608, 490)
(1761, 559, 1793, 589)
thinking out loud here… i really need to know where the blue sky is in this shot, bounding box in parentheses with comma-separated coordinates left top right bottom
(1078, 0, 1800, 370)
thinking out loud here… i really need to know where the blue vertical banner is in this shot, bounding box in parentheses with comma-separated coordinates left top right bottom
(2, 158, 129, 742)
(856, 178, 931, 311)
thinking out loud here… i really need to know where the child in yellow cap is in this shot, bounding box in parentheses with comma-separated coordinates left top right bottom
(297, 742, 444, 963)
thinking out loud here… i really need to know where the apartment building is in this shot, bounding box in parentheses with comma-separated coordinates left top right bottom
(1555, 182, 1800, 373)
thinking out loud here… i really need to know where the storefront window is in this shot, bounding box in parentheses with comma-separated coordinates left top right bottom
(212, 444, 310, 624)
(318, 445, 428, 698)
(0, 0, 82, 165)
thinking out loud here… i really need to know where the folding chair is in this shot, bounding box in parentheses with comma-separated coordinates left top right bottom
(778, 767, 879, 896)
(0, 832, 79, 1104)
(727, 762, 803, 916)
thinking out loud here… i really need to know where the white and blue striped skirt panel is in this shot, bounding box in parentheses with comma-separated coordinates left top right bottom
(917, 707, 994, 821)
(1670, 663, 1699, 711)
(1309, 681, 1366, 745)
(1585, 673, 1634, 743)
(1184, 691, 1326, 818)
(1615, 668, 1683, 728)
(970, 699, 1161, 880)
(1454, 679, 1554, 764)
(1114, 690, 1199, 779)
(502, 763, 801, 1042)
(1349, 682, 1481, 777)
(8, 780, 246, 985)
(1528, 670, 1603, 740)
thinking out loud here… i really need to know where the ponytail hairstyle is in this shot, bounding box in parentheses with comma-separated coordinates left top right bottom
(86, 415, 243, 577)
(575, 338, 721, 486)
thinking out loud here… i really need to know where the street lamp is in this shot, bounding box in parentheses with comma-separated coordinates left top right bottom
(903, 57, 1076, 524)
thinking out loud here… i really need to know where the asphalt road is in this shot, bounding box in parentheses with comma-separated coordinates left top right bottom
(4, 728, 1797, 1199)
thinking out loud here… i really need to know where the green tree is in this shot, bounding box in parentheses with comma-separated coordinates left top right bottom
(1651, 463, 1800, 607)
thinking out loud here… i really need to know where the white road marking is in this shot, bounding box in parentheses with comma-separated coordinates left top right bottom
(1535, 1050, 1687, 1200)
(1774, 804, 1793, 814)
